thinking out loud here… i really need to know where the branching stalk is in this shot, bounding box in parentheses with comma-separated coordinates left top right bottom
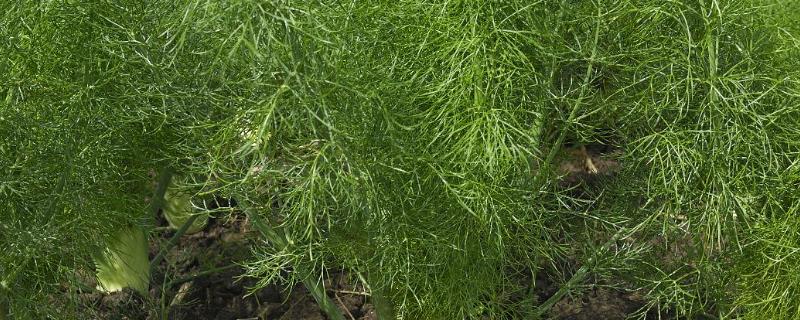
(533, 227, 627, 318)
(150, 214, 199, 275)
(243, 206, 346, 320)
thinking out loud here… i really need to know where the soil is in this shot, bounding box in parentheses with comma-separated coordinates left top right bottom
(549, 288, 649, 320)
(77, 144, 664, 319)
(78, 209, 375, 320)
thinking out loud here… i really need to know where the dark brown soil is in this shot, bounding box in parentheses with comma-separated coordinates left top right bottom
(78, 210, 374, 320)
(550, 288, 648, 320)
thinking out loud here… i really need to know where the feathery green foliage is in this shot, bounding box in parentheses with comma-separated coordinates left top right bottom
(1, 0, 799, 319)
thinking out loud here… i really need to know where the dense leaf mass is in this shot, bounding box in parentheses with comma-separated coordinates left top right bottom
(1, 0, 798, 319)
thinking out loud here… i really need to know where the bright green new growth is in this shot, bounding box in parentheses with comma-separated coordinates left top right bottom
(94, 226, 150, 296)
(1, 0, 799, 319)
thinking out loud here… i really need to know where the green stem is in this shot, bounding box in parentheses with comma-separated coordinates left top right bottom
(165, 264, 239, 287)
(532, 4, 603, 190)
(0, 290, 8, 320)
(359, 268, 395, 320)
(148, 166, 183, 275)
(371, 286, 396, 320)
(149, 167, 174, 218)
(529, 13, 605, 317)
(243, 206, 346, 320)
(150, 214, 199, 275)
(301, 277, 346, 320)
(533, 228, 625, 318)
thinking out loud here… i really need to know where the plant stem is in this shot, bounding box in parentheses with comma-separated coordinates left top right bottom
(165, 264, 239, 287)
(532, 4, 602, 191)
(243, 206, 346, 320)
(358, 270, 396, 320)
(533, 227, 626, 318)
(529, 13, 605, 317)
(371, 286, 396, 320)
(149, 167, 174, 218)
(150, 214, 199, 275)
(148, 166, 180, 275)
(0, 290, 7, 320)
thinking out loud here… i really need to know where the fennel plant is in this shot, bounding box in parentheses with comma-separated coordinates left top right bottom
(1, 0, 799, 319)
